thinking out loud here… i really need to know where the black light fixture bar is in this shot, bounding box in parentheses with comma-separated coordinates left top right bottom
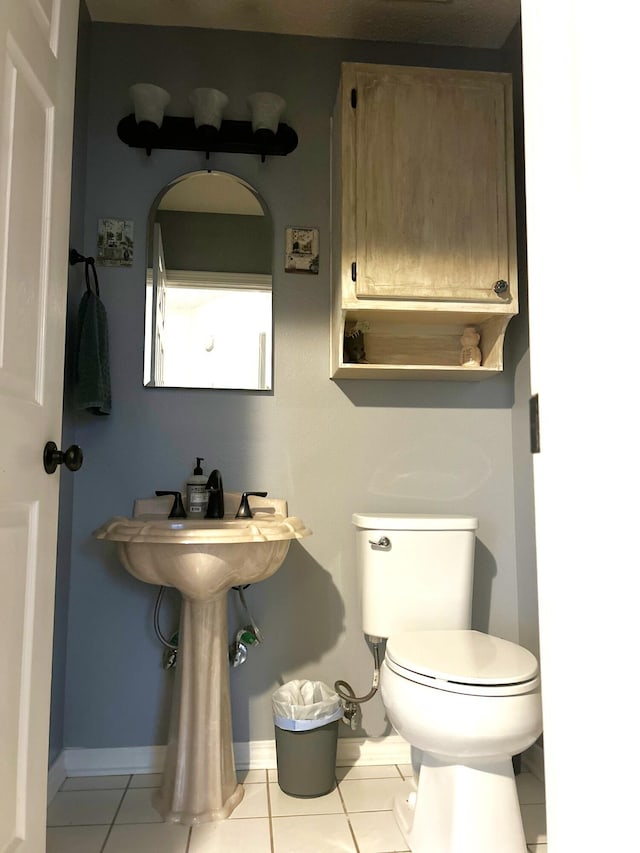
(117, 114, 298, 158)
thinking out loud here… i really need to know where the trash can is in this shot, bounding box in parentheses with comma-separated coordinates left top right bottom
(272, 679, 343, 797)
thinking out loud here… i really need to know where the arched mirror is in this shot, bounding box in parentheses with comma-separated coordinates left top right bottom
(144, 171, 272, 390)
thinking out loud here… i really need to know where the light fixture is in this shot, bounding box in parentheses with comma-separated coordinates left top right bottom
(118, 87, 296, 160)
(129, 83, 170, 155)
(189, 87, 229, 157)
(247, 92, 286, 160)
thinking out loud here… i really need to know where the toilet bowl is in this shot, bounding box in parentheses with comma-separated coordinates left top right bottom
(381, 630, 542, 853)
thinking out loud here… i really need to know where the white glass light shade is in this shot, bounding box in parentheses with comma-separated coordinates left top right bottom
(189, 88, 229, 130)
(129, 83, 170, 127)
(247, 92, 286, 134)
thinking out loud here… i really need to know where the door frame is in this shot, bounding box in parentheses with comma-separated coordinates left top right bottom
(521, 0, 638, 847)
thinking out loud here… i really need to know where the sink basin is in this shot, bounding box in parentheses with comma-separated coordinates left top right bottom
(95, 514, 311, 600)
(94, 500, 311, 826)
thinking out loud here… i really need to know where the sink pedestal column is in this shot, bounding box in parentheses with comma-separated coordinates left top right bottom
(153, 592, 243, 824)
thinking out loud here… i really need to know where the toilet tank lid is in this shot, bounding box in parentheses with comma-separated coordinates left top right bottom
(352, 513, 478, 531)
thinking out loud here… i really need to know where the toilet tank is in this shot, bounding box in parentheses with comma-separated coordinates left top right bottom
(352, 513, 478, 639)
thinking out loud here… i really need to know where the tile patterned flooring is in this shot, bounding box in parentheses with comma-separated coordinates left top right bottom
(47, 764, 547, 852)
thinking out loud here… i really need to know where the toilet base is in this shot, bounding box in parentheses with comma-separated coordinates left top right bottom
(393, 752, 528, 853)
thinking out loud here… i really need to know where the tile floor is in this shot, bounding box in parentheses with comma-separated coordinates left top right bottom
(47, 764, 547, 852)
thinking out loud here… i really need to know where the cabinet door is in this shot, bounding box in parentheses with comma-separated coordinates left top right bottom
(352, 66, 514, 303)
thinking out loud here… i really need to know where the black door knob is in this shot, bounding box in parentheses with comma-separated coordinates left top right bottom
(43, 441, 83, 474)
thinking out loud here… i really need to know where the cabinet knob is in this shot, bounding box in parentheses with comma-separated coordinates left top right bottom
(494, 279, 509, 295)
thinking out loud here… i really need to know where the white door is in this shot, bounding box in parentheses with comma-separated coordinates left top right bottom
(0, 1, 79, 850)
(521, 0, 639, 848)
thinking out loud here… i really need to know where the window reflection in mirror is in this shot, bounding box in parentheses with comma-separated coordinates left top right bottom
(144, 171, 273, 390)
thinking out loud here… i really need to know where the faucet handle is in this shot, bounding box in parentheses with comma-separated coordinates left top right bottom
(155, 490, 187, 519)
(235, 491, 268, 519)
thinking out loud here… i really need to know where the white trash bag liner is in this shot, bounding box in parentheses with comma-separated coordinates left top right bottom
(272, 679, 343, 732)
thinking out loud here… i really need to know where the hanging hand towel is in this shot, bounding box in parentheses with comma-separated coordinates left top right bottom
(75, 258, 111, 415)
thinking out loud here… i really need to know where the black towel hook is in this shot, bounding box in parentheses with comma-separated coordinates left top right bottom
(69, 248, 100, 297)
(69, 248, 94, 266)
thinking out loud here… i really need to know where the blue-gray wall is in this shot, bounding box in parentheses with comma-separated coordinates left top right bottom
(54, 21, 536, 750)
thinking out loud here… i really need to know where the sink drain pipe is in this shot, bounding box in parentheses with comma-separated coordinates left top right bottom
(334, 638, 384, 729)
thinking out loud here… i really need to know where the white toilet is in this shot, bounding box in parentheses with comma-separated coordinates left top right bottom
(353, 513, 543, 853)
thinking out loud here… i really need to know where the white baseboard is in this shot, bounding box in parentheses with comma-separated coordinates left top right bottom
(336, 735, 411, 766)
(234, 734, 411, 769)
(522, 742, 545, 782)
(47, 752, 67, 805)
(50, 736, 540, 801)
(48, 735, 412, 796)
(64, 745, 167, 776)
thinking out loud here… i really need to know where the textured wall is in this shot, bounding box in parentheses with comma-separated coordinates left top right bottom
(59, 22, 534, 749)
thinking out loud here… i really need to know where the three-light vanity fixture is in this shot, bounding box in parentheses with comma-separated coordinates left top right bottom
(118, 84, 297, 161)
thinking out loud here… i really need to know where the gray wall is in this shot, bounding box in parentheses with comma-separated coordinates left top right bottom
(156, 210, 271, 273)
(58, 22, 536, 749)
(503, 25, 539, 660)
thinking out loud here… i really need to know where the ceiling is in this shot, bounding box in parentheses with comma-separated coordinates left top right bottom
(85, 0, 521, 50)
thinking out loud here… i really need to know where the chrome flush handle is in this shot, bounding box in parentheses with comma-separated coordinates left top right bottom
(369, 536, 391, 550)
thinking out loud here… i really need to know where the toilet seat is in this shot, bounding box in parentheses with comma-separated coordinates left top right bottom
(385, 629, 540, 697)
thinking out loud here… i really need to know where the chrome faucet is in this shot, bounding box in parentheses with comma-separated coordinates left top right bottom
(204, 469, 224, 519)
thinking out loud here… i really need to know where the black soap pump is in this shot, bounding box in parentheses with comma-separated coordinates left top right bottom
(186, 457, 208, 517)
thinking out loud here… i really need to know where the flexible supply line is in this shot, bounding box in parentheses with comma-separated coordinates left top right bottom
(154, 586, 178, 650)
(335, 641, 382, 705)
(236, 586, 264, 643)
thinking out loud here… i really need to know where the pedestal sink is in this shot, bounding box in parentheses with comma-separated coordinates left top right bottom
(94, 498, 311, 825)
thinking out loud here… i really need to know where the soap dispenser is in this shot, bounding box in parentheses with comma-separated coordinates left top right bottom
(186, 457, 208, 517)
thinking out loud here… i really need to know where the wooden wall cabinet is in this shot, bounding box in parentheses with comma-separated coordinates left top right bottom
(330, 63, 518, 380)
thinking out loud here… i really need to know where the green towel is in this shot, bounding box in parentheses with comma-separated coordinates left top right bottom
(76, 289, 111, 415)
